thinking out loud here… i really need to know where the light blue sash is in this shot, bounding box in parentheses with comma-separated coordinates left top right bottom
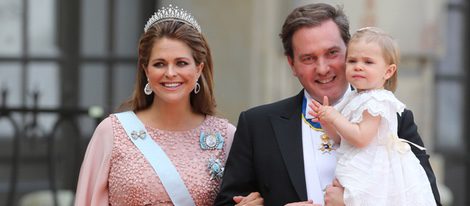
(115, 111, 195, 206)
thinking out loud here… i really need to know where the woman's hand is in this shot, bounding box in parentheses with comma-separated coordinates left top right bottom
(233, 192, 264, 206)
(285, 200, 321, 206)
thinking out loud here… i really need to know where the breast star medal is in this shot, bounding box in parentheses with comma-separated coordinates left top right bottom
(207, 156, 224, 181)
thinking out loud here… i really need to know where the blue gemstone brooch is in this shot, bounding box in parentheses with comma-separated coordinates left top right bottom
(199, 131, 224, 150)
(208, 156, 224, 180)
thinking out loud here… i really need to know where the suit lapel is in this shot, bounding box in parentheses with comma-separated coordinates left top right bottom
(270, 91, 308, 200)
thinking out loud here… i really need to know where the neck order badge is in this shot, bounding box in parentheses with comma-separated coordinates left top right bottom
(302, 96, 336, 153)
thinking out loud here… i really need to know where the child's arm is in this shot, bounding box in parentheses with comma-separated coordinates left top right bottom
(331, 110, 380, 148)
(321, 120, 341, 144)
(310, 96, 380, 148)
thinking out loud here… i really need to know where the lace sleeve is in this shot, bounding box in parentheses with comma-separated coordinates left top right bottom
(341, 90, 405, 124)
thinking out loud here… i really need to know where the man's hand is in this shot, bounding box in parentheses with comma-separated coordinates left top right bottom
(324, 178, 345, 206)
(233, 192, 264, 206)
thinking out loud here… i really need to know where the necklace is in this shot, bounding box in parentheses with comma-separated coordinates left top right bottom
(302, 96, 336, 153)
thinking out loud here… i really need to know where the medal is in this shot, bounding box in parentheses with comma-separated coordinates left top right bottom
(199, 131, 224, 150)
(302, 95, 336, 153)
(207, 156, 224, 180)
(319, 133, 335, 153)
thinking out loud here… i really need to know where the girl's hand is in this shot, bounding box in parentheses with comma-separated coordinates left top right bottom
(308, 96, 340, 124)
(308, 96, 342, 143)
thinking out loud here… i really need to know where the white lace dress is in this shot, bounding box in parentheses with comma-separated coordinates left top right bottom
(335, 89, 436, 206)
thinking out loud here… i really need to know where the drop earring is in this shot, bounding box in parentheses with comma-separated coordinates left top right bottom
(194, 81, 201, 94)
(144, 82, 153, 95)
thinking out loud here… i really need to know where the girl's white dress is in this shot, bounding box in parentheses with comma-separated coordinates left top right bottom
(335, 89, 436, 206)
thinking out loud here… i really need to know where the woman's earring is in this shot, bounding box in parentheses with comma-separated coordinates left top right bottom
(194, 81, 201, 94)
(144, 83, 153, 95)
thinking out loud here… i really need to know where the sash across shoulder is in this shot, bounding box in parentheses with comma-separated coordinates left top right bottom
(115, 111, 196, 206)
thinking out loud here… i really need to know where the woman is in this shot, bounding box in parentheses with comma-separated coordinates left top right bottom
(75, 5, 240, 205)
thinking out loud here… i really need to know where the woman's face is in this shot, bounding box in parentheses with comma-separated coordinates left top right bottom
(145, 37, 203, 105)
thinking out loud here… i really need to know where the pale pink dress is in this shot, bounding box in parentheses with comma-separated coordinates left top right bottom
(75, 114, 235, 206)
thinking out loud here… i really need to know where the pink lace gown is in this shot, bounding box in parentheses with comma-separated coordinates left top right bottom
(75, 114, 235, 206)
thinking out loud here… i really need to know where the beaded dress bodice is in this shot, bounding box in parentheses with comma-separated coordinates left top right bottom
(108, 115, 229, 206)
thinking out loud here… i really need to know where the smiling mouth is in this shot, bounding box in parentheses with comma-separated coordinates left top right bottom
(162, 82, 182, 88)
(316, 77, 335, 84)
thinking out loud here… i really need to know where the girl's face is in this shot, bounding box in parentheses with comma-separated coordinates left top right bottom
(144, 37, 203, 105)
(345, 40, 396, 92)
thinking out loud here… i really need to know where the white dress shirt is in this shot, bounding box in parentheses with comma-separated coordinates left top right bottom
(302, 88, 352, 204)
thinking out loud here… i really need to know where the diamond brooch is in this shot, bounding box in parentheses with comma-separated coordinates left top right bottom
(130, 130, 146, 140)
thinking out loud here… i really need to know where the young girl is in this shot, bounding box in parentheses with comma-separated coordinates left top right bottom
(309, 27, 436, 205)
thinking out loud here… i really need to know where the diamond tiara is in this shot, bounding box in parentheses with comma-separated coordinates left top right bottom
(144, 4, 201, 33)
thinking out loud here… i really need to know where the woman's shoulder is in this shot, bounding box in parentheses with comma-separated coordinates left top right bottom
(206, 115, 229, 125)
(89, 114, 120, 145)
(206, 115, 235, 136)
(207, 115, 236, 156)
(94, 116, 114, 136)
(81, 115, 116, 161)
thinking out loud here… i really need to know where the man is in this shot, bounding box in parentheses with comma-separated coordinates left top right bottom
(215, 3, 441, 206)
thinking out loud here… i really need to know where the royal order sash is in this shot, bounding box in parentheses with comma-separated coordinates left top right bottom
(115, 111, 195, 206)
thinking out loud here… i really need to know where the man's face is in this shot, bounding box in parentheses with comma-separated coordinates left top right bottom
(287, 19, 348, 104)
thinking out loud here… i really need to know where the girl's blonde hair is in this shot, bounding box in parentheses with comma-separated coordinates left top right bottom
(348, 27, 399, 92)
